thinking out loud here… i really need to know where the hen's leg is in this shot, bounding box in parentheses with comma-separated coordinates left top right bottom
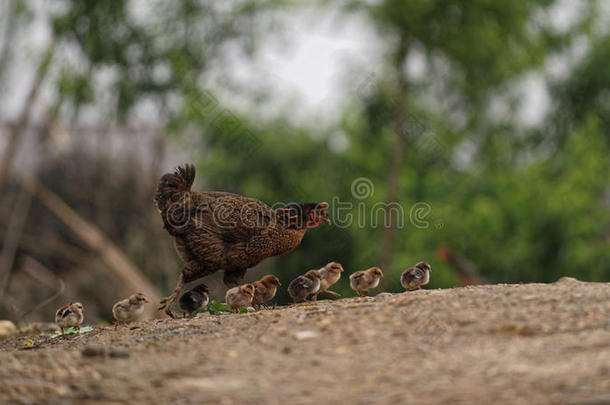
(223, 269, 247, 287)
(325, 290, 340, 297)
(159, 272, 184, 318)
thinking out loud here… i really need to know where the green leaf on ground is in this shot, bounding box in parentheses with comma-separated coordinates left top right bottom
(49, 325, 93, 339)
(206, 300, 254, 315)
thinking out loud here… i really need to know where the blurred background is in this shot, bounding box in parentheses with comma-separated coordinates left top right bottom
(1, 0, 609, 324)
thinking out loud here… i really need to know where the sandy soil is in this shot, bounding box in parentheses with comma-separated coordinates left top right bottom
(1, 277, 609, 405)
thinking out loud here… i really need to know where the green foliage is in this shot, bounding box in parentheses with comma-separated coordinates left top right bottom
(551, 35, 610, 141)
(49, 326, 94, 339)
(206, 301, 254, 315)
(351, 0, 565, 103)
(49, 0, 281, 121)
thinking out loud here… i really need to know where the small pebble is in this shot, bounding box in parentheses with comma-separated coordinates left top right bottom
(295, 330, 317, 340)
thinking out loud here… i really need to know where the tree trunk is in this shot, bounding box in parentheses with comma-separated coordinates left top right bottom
(0, 43, 54, 192)
(0, 188, 33, 297)
(379, 39, 409, 273)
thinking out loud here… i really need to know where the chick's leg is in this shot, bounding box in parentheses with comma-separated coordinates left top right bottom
(159, 272, 184, 319)
(325, 290, 340, 297)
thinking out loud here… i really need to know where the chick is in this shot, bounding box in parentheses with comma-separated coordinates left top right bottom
(112, 293, 149, 330)
(312, 262, 344, 301)
(225, 284, 256, 313)
(288, 269, 322, 304)
(251, 275, 281, 310)
(55, 302, 84, 335)
(349, 267, 384, 296)
(401, 262, 432, 291)
(179, 284, 210, 317)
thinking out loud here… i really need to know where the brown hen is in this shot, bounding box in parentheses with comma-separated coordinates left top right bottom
(155, 164, 330, 317)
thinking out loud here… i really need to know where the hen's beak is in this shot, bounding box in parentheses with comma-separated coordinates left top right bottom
(317, 202, 331, 225)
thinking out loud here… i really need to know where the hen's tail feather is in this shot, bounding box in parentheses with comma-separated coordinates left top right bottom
(154, 164, 196, 212)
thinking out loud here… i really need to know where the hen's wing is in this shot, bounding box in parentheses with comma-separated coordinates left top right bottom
(176, 192, 277, 270)
(157, 165, 276, 246)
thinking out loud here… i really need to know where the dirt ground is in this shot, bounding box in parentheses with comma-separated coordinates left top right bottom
(1, 278, 609, 405)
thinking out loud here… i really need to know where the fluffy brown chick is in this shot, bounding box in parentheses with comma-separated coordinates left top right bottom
(225, 284, 256, 313)
(112, 293, 149, 330)
(312, 262, 344, 301)
(55, 302, 84, 335)
(251, 275, 281, 310)
(288, 269, 322, 304)
(401, 262, 432, 291)
(349, 267, 384, 296)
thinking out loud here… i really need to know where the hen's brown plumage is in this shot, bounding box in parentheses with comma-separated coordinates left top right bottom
(155, 164, 330, 317)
